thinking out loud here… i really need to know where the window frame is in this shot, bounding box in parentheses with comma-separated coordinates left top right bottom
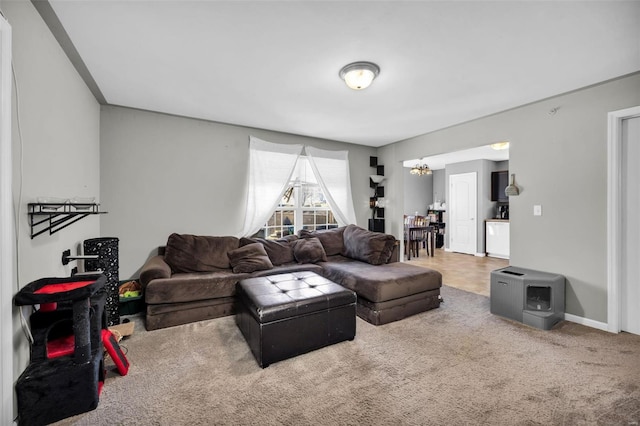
(262, 180, 337, 240)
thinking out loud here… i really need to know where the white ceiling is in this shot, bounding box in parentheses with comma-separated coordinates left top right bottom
(47, 1, 640, 147)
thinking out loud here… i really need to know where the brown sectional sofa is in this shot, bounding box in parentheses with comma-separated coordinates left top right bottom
(139, 224, 442, 330)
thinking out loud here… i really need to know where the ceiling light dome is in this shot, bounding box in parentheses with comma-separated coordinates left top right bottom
(339, 61, 380, 90)
(490, 141, 510, 150)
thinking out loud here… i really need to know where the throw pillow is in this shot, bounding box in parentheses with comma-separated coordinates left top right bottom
(342, 224, 396, 265)
(227, 243, 274, 274)
(292, 237, 328, 264)
(239, 237, 295, 266)
(164, 233, 239, 272)
(298, 227, 345, 256)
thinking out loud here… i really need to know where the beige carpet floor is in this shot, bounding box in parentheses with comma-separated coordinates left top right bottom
(55, 286, 640, 426)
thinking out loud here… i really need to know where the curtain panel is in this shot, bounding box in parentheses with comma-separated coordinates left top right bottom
(240, 137, 357, 237)
(305, 146, 357, 226)
(240, 136, 303, 237)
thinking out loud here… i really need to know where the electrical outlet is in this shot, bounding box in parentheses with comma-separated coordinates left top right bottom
(533, 205, 542, 216)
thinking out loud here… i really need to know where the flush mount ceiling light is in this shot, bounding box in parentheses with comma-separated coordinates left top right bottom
(339, 61, 380, 90)
(490, 141, 510, 150)
(410, 162, 432, 176)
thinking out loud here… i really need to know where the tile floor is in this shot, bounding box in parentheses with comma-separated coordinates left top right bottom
(405, 247, 508, 297)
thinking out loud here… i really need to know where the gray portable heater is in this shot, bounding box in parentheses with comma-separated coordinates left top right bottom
(490, 266, 565, 330)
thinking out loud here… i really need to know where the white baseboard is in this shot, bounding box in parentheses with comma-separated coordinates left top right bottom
(443, 248, 488, 258)
(563, 313, 610, 332)
(486, 253, 509, 259)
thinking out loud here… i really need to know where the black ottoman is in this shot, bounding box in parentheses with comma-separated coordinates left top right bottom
(235, 271, 356, 368)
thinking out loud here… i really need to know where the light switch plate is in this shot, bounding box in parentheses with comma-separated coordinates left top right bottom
(533, 205, 542, 216)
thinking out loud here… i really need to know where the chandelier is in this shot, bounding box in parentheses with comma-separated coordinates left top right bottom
(410, 163, 432, 176)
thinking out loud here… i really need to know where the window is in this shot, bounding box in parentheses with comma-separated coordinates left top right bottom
(259, 158, 338, 239)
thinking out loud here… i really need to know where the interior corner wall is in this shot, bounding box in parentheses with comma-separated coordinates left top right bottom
(380, 72, 640, 324)
(2, 0, 101, 414)
(403, 167, 433, 217)
(99, 105, 376, 279)
(432, 169, 445, 205)
(495, 160, 509, 172)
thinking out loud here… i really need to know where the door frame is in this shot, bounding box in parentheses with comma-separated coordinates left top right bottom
(0, 15, 13, 424)
(607, 105, 640, 333)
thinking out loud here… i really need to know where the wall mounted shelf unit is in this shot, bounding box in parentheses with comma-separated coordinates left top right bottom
(368, 156, 385, 233)
(28, 203, 107, 239)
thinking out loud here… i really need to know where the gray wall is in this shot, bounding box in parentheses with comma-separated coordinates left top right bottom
(403, 167, 433, 216)
(495, 160, 509, 172)
(432, 169, 446, 206)
(3, 0, 101, 409)
(379, 72, 640, 324)
(100, 106, 377, 278)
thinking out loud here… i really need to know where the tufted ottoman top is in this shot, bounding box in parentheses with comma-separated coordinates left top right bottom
(237, 271, 356, 323)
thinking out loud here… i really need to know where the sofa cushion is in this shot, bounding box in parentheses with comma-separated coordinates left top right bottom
(292, 237, 328, 264)
(145, 270, 249, 304)
(342, 225, 396, 265)
(240, 237, 295, 266)
(145, 297, 236, 331)
(278, 234, 299, 243)
(164, 233, 239, 272)
(320, 257, 442, 303)
(298, 227, 345, 256)
(249, 262, 324, 278)
(228, 243, 274, 274)
(139, 255, 172, 287)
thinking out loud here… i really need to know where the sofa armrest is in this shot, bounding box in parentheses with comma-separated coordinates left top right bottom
(139, 255, 172, 287)
(387, 240, 400, 263)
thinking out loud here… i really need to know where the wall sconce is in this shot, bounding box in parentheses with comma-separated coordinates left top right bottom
(370, 175, 385, 189)
(505, 174, 520, 196)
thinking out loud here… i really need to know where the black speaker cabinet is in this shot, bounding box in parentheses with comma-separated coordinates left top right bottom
(84, 237, 119, 326)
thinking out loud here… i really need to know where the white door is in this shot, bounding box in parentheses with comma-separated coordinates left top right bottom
(621, 115, 640, 335)
(449, 172, 477, 255)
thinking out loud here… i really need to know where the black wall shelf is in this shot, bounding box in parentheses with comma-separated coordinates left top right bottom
(28, 203, 107, 239)
(369, 156, 385, 232)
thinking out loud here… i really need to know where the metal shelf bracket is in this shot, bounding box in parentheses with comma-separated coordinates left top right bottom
(28, 203, 107, 239)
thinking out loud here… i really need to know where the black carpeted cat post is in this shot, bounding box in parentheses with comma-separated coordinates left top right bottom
(14, 274, 107, 425)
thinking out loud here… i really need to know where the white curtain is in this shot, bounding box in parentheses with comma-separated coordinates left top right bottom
(306, 146, 357, 226)
(240, 136, 303, 237)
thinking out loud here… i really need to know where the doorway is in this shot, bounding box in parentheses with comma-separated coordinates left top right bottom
(620, 115, 640, 334)
(449, 172, 477, 255)
(607, 106, 640, 335)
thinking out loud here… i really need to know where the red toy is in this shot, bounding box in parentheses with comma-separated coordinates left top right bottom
(101, 329, 130, 376)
